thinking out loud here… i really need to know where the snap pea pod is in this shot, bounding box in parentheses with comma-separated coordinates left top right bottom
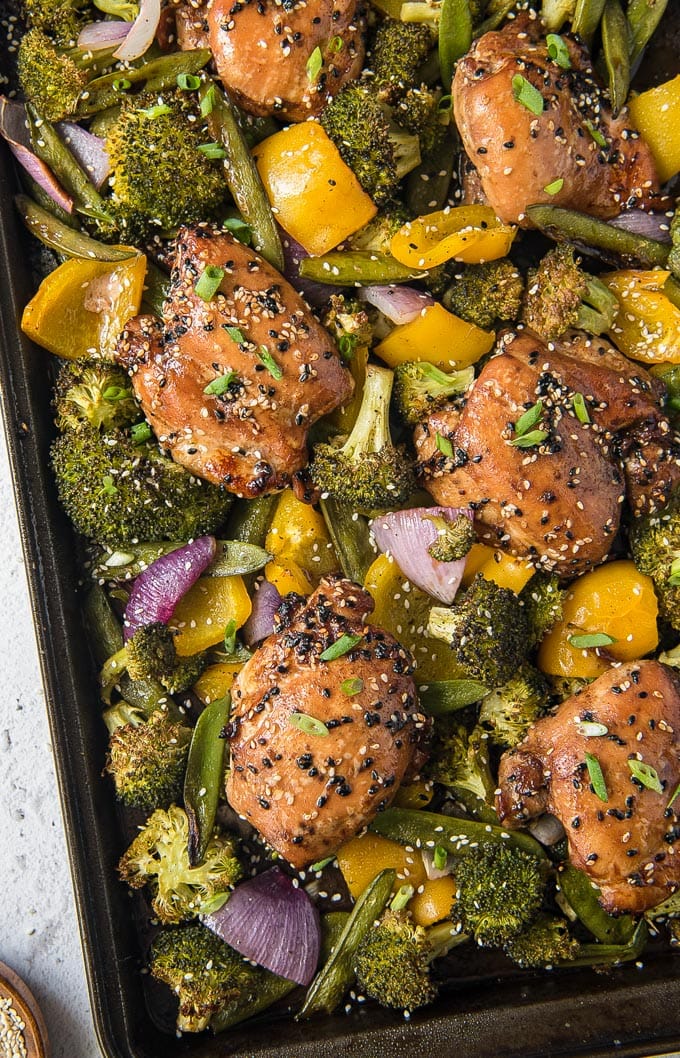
(418, 679, 489, 715)
(562, 919, 648, 966)
(20, 173, 75, 228)
(77, 49, 212, 117)
(558, 864, 636, 943)
(438, 0, 472, 88)
(184, 693, 231, 866)
(370, 807, 549, 861)
(319, 496, 374, 586)
(93, 540, 270, 581)
(627, 0, 668, 66)
(320, 911, 351, 962)
(211, 971, 298, 1032)
(476, 0, 519, 35)
(298, 868, 395, 1018)
(664, 274, 680, 312)
(572, 0, 607, 42)
(601, 0, 630, 115)
(224, 494, 278, 548)
(15, 195, 133, 261)
(202, 79, 284, 273)
(526, 205, 670, 268)
(299, 251, 427, 286)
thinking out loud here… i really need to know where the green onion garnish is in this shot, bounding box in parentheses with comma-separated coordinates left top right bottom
(102, 385, 129, 402)
(514, 399, 543, 437)
(568, 632, 617, 649)
(288, 712, 330, 737)
(437, 94, 453, 113)
(628, 758, 663, 793)
(575, 720, 608, 737)
(436, 432, 454, 458)
(668, 557, 680, 586)
(510, 429, 549, 448)
(667, 781, 680, 811)
(319, 633, 363, 662)
(310, 856, 335, 871)
(544, 177, 564, 195)
(572, 392, 591, 423)
(258, 346, 283, 380)
(390, 884, 415, 911)
(223, 217, 253, 245)
(329, 35, 344, 52)
(306, 45, 323, 83)
(139, 103, 172, 119)
(338, 333, 358, 360)
(433, 845, 448, 870)
(203, 371, 236, 396)
(195, 265, 225, 301)
(130, 421, 152, 444)
(102, 474, 118, 496)
(546, 33, 571, 69)
(225, 326, 245, 344)
(585, 121, 607, 148)
(223, 618, 237, 654)
(198, 142, 227, 159)
(341, 677, 364, 696)
(177, 72, 201, 90)
(113, 77, 131, 91)
(511, 74, 544, 115)
(200, 84, 219, 116)
(585, 752, 608, 802)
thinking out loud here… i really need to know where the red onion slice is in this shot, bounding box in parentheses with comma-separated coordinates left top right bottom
(279, 229, 336, 307)
(78, 19, 132, 50)
(610, 209, 672, 244)
(203, 867, 321, 986)
(359, 285, 434, 325)
(371, 506, 473, 604)
(0, 97, 73, 213)
(123, 535, 217, 640)
(242, 579, 282, 646)
(57, 122, 110, 189)
(114, 0, 161, 60)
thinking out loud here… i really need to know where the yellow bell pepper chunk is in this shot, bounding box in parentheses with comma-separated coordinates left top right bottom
(390, 205, 516, 270)
(409, 875, 458, 927)
(171, 575, 251, 656)
(193, 661, 243, 704)
(628, 76, 680, 183)
(602, 270, 680, 364)
(538, 560, 658, 679)
(254, 121, 377, 256)
(461, 543, 535, 593)
(265, 490, 338, 584)
(336, 832, 427, 901)
(374, 302, 494, 370)
(21, 252, 146, 359)
(265, 559, 313, 597)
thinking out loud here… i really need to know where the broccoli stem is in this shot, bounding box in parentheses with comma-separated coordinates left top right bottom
(299, 251, 427, 286)
(370, 808, 549, 862)
(526, 205, 670, 268)
(320, 496, 375, 585)
(341, 365, 393, 461)
(575, 275, 620, 334)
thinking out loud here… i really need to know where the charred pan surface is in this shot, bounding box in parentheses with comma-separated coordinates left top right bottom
(453, 14, 661, 226)
(496, 660, 680, 914)
(117, 225, 353, 498)
(226, 576, 430, 869)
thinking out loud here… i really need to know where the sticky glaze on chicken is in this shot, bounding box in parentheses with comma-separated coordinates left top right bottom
(225, 576, 430, 869)
(415, 330, 680, 575)
(453, 14, 660, 226)
(117, 226, 353, 498)
(208, 0, 365, 123)
(496, 660, 680, 914)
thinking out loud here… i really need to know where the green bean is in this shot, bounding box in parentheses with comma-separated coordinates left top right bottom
(406, 126, 458, 216)
(438, 0, 472, 88)
(477, 0, 526, 34)
(92, 539, 271, 581)
(15, 195, 134, 261)
(558, 865, 636, 943)
(418, 679, 489, 715)
(664, 274, 680, 312)
(19, 173, 75, 229)
(572, 0, 607, 43)
(319, 497, 374, 585)
(224, 495, 279, 548)
(563, 920, 648, 966)
(299, 251, 428, 286)
(601, 0, 630, 115)
(369, 0, 403, 15)
(370, 807, 549, 861)
(320, 911, 351, 963)
(202, 79, 284, 273)
(78, 49, 212, 117)
(627, 0, 668, 66)
(211, 972, 298, 1032)
(184, 694, 231, 866)
(526, 205, 670, 268)
(298, 869, 395, 1018)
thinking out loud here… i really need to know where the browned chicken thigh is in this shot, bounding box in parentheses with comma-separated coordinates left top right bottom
(208, 0, 365, 122)
(496, 660, 680, 914)
(415, 330, 680, 575)
(453, 14, 660, 226)
(117, 226, 353, 497)
(226, 576, 430, 868)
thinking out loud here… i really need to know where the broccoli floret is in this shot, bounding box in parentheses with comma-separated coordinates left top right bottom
(426, 718, 496, 812)
(310, 363, 416, 511)
(428, 573, 529, 686)
(150, 925, 263, 1033)
(479, 662, 549, 749)
(105, 709, 192, 811)
(51, 425, 231, 545)
(426, 512, 476, 562)
(451, 842, 545, 947)
(503, 913, 580, 968)
(21, 0, 90, 45)
(118, 805, 242, 923)
(349, 205, 410, 256)
(630, 487, 680, 631)
(54, 359, 141, 433)
(354, 909, 457, 1011)
(392, 85, 445, 158)
(369, 18, 434, 96)
(105, 91, 227, 239)
(17, 28, 113, 121)
(522, 243, 619, 342)
(519, 573, 565, 649)
(545, 674, 592, 704)
(443, 259, 524, 331)
(393, 361, 475, 426)
(321, 294, 373, 361)
(102, 622, 207, 697)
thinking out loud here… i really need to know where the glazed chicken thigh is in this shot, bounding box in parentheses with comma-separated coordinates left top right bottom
(117, 226, 353, 497)
(226, 576, 430, 869)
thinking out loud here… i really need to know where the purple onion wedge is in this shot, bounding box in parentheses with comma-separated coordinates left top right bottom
(57, 122, 111, 189)
(359, 284, 434, 325)
(203, 867, 321, 986)
(371, 506, 473, 604)
(0, 97, 73, 213)
(123, 535, 217, 640)
(242, 579, 282, 646)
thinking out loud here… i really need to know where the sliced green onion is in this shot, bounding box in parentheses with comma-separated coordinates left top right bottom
(223, 618, 237, 654)
(198, 142, 227, 159)
(113, 77, 131, 91)
(288, 712, 330, 737)
(200, 84, 219, 116)
(667, 781, 680, 811)
(195, 265, 225, 301)
(177, 72, 201, 90)
(433, 845, 448, 870)
(544, 177, 564, 195)
(585, 752, 608, 802)
(310, 856, 335, 872)
(437, 94, 453, 113)
(546, 33, 571, 68)
(139, 103, 172, 119)
(584, 120, 607, 147)
(258, 346, 283, 380)
(204, 371, 236, 396)
(514, 399, 543, 437)
(341, 677, 364, 696)
(102, 385, 129, 401)
(572, 392, 591, 423)
(223, 217, 253, 245)
(130, 421, 152, 444)
(668, 557, 680, 586)
(436, 432, 454, 458)
(509, 429, 549, 448)
(627, 758, 663, 794)
(306, 45, 323, 83)
(511, 74, 544, 115)
(575, 720, 608, 737)
(568, 632, 617, 649)
(328, 35, 344, 51)
(390, 884, 415, 911)
(338, 334, 358, 360)
(102, 475, 118, 496)
(319, 633, 363, 662)
(225, 326, 245, 343)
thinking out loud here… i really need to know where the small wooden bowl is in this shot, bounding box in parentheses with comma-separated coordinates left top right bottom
(0, 962, 49, 1058)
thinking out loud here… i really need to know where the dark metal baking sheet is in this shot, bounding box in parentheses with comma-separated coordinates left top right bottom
(1, 19, 680, 1054)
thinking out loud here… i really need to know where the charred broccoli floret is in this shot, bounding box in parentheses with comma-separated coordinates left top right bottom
(354, 909, 458, 1011)
(426, 512, 476, 562)
(17, 28, 113, 121)
(21, 0, 90, 45)
(426, 718, 496, 813)
(369, 18, 434, 95)
(51, 425, 231, 544)
(348, 204, 410, 255)
(310, 364, 416, 510)
(522, 243, 619, 342)
(520, 573, 565, 649)
(321, 294, 373, 361)
(102, 623, 207, 699)
(105, 91, 227, 239)
(503, 913, 580, 968)
(118, 805, 242, 923)
(392, 360, 475, 426)
(630, 487, 680, 631)
(428, 573, 529, 686)
(105, 708, 192, 811)
(54, 359, 141, 433)
(443, 259, 524, 331)
(479, 662, 549, 749)
(545, 674, 592, 704)
(451, 842, 545, 947)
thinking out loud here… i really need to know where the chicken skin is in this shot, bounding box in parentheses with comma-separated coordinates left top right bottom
(117, 226, 353, 498)
(415, 330, 680, 575)
(208, 0, 365, 122)
(497, 660, 680, 914)
(225, 576, 430, 869)
(453, 14, 660, 226)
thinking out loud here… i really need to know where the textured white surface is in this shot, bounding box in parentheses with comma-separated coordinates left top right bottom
(0, 409, 101, 1058)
